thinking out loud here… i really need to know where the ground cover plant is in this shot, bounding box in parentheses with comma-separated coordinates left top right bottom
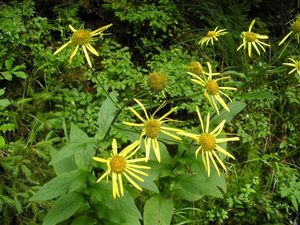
(0, 0, 299, 224)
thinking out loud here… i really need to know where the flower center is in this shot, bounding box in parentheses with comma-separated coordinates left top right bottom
(148, 72, 168, 92)
(110, 155, 126, 173)
(71, 30, 91, 45)
(189, 61, 203, 75)
(296, 61, 300, 70)
(245, 32, 257, 42)
(145, 119, 161, 138)
(207, 31, 217, 37)
(205, 80, 219, 95)
(199, 133, 216, 151)
(292, 20, 300, 32)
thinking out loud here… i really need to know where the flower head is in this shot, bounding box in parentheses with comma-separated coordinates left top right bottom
(198, 27, 228, 46)
(237, 20, 270, 57)
(123, 99, 182, 162)
(147, 72, 168, 92)
(279, 17, 300, 46)
(179, 107, 239, 176)
(53, 24, 112, 68)
(283, 58, 300, 75)
(188, 62, 237, 114)
(188, 61, 204, 76)
(93, 139, 150, 199)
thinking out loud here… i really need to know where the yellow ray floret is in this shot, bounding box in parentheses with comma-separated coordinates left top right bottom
(237, 19, 270, 57)
(53, 24, 112, 68)
(283, 58, 300, 75)
(188, 61, 237, 114)
(123, 99, 182, 162)
(198, 27, 228, 46)
(279, 17, 300, 46)
(179, 107, 239, 177)
(92, 139, 150, 199)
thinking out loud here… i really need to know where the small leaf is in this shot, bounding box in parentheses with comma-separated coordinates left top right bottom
(0, 123, 15, 132)
(1, 72, 12, 81)
(42, 192, 84, 225)
(0, 135, 5, 149)
(143, 196, 174, 225)
(12, 71, 27, 79)
(0, 89, 5, 96)
(5, 58, 13, 70)
(0, 99, 11, 108)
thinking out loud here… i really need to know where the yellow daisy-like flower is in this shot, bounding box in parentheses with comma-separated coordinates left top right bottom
(283, 58, 300, 75)
(92, 139, 150, 199)
(279, 17, 300, 46)
(53, 24, 112, 68)
(188, 61, 204, 76)
(123, 99, 182, 162)
(179, 107, 239, 177)
(198, 27, 228, 46)
(188, 62, 237, 115)
(237, 19, 270, 57)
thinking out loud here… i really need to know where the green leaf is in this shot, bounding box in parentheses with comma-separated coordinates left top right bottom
(91, 183, 141, 224)
(0, 89, 5, 96)
(50, 149, 77, 175)
(0, 135, 5, 149)
(143, 196, 174, 225)
(0, 99, 11, 108)
(30, 170, 81, 201)
(42, 192, 84, 225)
(69, 123, 89, 142)
(5, 58, 13, 70)
(12, 71, 27, 79)
(241, 90, 277, 100)
(71, 216, 96, 225)
(173, 162, 226, 201)
(0, 123, 15, 132)
(49, 139, 96, 165)
(211, 101, 246, 124)
(96, 91, 118, 140)
(1, 72, 12, 81)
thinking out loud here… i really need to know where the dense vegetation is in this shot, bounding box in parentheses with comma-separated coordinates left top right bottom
(0, 0, 299, 224)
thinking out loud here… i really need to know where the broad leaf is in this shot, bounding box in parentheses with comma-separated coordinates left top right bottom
(49, 139, 96, 165)
(174, 162, 226, 201)
(30, 170, 81, 201)
(211, 101, 246, 124)
(91, 183, 141, 224)
(143, 196, 174, 225)
(42, 192, 84, 225)
(241, 90, 277, 100)
(96, 91, 118, 140)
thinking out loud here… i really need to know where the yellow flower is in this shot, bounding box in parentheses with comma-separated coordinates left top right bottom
(188, 62, 237, 115)
(279, 17, 300, 46)
(93, 139, 150, 199)
(237, 19, 270, 57)
(123, 99, 182, 162)
(53, 24, 112, 68)
(179, 107, 239, 176)
(147, 72, 168, 92)
(283, 58, 300, 75)
(188, 61, 204, 76)
(198, 27, 228, 46)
